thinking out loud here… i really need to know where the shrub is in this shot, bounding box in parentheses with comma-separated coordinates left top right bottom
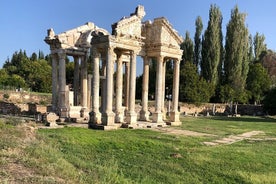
(3, 93, 9, 99)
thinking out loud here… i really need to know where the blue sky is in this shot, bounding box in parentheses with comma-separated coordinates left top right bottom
(1, 0, 276, 74)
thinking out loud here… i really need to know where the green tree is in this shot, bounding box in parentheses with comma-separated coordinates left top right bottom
(180, 31, 194, 64)
(263, 88, 276, 115)
(0, 69, 9, 87)
(248, 35, 254, 63)
(260, 50, 276, 87)
(224, 6, 250, 102)
(38, 50, 45, 59)
(66, 61, 75, 86)
(179, 61, 213, 103)
(30, 52, 38, 61)
(246, 63, 271, 104)
(218, 84, 235, 103)
(201, 4, 223, 87)
(165, 60, 174, 94)
(253, 32, 267, 60)
(28, 59, 52, 92)
(2, 50, 52, 92)
(194, 16, 203, 71)
(8, 74, 26, 88)
(3, 50, 28, 74)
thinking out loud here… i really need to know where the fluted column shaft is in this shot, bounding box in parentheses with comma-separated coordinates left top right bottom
(152, 56, 164, 123)
(115, 52, 124, 123)
(139, 56, 150, 121)
(124, 61, 130, 110)
(170, 59, 181, 124)
(58, 52, 68, 118)
(162, 60, 166, 118)
(51, 53, 58, 112)
(102, 47, 115, 125)
(101, 59, 106, 113)
(87, 74, 92, 110)
(126, 51, 137, 124)
(90, 49, 101, 124)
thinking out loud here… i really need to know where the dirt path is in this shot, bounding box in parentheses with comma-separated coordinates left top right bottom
(152, 127, 216, 137)
(203, 131, 265, 146)
(151, 127, 276, 146)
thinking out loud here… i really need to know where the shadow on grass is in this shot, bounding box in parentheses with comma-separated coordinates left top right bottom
(209, 116, 276, 123)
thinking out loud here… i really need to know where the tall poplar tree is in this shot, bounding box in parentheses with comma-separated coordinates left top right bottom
(248, 35, 254, 63)
(253, 32, 267, 60)
(180, 31, 194, 65)
(194, 16, 203, 72)
(201, 4, 223, 87)
(224, 6, 249, 102)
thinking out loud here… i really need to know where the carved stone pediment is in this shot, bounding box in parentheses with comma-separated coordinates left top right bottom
(143, 17, 183, 51)
(112, 5, 145, 39)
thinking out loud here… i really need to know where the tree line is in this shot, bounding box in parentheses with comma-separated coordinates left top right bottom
(0, 50, 52, 92)
(1, 5, 276, 114)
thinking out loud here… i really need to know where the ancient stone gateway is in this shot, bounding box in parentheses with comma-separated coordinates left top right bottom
(45, 5, 183, 130)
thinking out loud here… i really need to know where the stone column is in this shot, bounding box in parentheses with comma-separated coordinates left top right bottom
(170, 59, 181, 125)
(152, 56, 164, 123)
(80, 55, 88, 108)
(126, 51, 137, 124)
(102, 47, 115, 125)
(51, 53, 58, 112)
(73, 56, 80, 106)
(58, 52, 68, 118)
(124, 61, 130, 112)
(87, 74, 92, 110)
(100, 58, 106, 113)
(162, 60, 166, 119)
(139, 56, 150, 121)
(115, 52, 124, 123)
(90, 49, 101, 124)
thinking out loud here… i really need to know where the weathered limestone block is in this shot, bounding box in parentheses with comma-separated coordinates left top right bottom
(44, 112, 59, 127)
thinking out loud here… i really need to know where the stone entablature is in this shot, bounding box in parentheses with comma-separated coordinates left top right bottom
(45, 22, 109, 53)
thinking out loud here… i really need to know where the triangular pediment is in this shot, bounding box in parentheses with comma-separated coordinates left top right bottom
(143, 17, 183, 50)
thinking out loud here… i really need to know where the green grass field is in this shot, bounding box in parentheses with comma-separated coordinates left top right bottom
(1, 116, 276, 183)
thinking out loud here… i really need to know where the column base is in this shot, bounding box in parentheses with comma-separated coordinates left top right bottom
(102, 112, 115, 126)
(115, 111, 124, 123)
(59, 107, 69, 118)
(139, 110, 150, 121)
(80, 108, 90, 119)
(89, 111, 102, 124)
(169, 111, 181, 125)
(166, 121, 182, 126)
(152, 112, 164, 123)
(126, 111, 137, 124)
(89, 124, 118, 130)
(162, 110, 167, 120)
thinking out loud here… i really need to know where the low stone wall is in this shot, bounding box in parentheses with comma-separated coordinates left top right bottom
(0, 102, 22, 115)
(0, 91, 51, 104)
(178, 103, 264, 116)
(147, 102, 264, 116)
(0, 102, 47, 115)
(179, 103, 226, 115)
